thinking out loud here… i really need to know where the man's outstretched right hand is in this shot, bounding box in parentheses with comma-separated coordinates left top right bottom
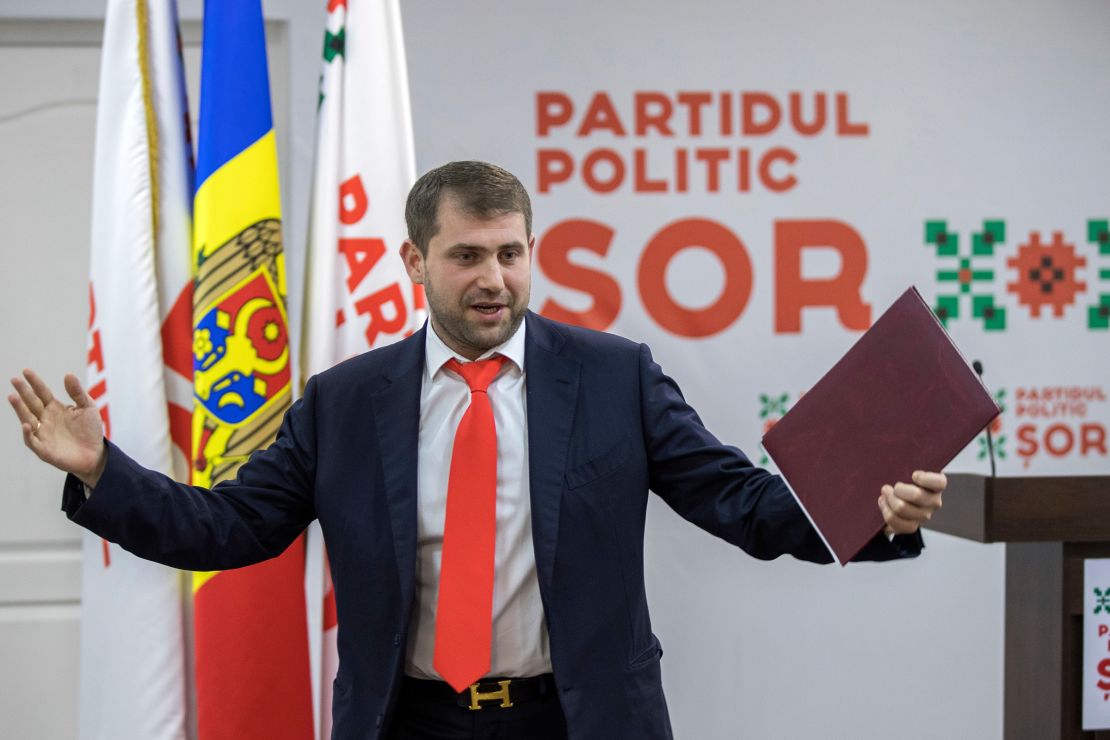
(9, 369, 107, 488)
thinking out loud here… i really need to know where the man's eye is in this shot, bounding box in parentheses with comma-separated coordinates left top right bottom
(501, 251, 519, 262)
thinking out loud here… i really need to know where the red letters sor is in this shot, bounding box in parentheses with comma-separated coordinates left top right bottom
(536, 218, 871, 337)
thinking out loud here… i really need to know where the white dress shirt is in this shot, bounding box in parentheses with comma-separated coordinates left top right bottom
(404, 319, 552, 679)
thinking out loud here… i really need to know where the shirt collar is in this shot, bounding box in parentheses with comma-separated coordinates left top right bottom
(424, 315, 527, 381)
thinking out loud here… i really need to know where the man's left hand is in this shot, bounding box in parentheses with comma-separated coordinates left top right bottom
(878, 470, 946, 536)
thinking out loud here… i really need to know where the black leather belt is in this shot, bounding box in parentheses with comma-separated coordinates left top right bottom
(401, 674, 558, 711)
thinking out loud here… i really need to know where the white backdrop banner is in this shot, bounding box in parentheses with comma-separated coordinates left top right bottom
(399, 1, 1109, 738)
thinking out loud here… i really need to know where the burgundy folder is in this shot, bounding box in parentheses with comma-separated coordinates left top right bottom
(761, 286, 1000, 564)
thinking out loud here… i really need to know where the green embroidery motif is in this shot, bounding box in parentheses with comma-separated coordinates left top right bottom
(1094, 586, 1110, 615)
(1088, 220, 1110, 330)
(925, 219, 1007, 331)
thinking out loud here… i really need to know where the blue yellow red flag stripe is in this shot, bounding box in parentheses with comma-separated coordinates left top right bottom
(194, 0, 273, 191)
(190, 1, 312, 738)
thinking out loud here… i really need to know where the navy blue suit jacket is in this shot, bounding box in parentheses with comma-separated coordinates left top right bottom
(64, 311, 920, 739)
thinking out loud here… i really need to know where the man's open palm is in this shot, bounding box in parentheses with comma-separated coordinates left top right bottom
(9, 369, 106, 486)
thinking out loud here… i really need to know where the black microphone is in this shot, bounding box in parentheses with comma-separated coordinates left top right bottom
(972, 360, 997, 478)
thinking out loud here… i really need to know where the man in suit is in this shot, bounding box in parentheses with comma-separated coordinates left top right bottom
(9, 161, 945, 740)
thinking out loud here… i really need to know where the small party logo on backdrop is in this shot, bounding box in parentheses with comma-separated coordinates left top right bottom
(756, 391, 796, 466)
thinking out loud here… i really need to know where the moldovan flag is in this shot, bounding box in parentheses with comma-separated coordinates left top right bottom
(191, 1, 313, 738)
(81, 0, 193, 738)
(301, 1, 417, 736)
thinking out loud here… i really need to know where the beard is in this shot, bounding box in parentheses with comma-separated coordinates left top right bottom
(423, 278, 529, 358)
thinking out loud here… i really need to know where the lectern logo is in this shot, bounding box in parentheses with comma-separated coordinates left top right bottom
(1095, 588, 1110, 615)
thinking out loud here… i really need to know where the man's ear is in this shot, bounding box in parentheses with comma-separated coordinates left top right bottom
(400, 239, 425, 284)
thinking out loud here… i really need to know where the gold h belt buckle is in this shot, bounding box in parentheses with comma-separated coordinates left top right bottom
(467, 679, 513, 710)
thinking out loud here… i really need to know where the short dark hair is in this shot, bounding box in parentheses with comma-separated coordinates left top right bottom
(405, 161, 532, 254)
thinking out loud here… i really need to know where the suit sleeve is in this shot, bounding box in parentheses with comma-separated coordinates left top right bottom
(60, 376, 320, 571)
(637, 343, 921, 564)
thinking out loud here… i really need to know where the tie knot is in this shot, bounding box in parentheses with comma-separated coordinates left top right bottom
(445, 355, 506, 393)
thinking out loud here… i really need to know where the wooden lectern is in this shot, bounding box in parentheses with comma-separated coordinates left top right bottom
(925, 473, 1110, 740)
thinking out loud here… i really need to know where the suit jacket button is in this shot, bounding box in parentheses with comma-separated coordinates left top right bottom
(376, 713, 383, 727)
(393, 633, 401, 646)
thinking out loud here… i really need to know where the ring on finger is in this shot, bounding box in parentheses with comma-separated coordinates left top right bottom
(34, 420, 41, 434)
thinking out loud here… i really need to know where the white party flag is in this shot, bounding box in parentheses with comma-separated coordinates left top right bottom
(301, 1, 417, 736)
(81, 0, 195, 738)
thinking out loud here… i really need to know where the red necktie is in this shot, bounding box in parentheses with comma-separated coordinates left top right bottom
(434, 355, 507, 692)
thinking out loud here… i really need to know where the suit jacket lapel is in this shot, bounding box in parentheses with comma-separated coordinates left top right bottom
(524, 312, 580, 595)
(371, 326, 425, 607)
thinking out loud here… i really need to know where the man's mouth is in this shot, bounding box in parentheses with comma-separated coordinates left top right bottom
(471, 303, 505, 316)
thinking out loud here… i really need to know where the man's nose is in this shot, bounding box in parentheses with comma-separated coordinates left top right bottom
(474, 255, 506, 292)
